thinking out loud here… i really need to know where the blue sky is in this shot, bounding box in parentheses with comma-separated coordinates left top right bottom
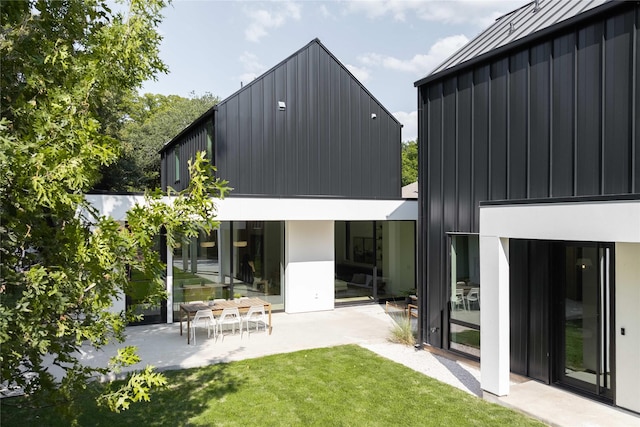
(142, 0, 524, 141)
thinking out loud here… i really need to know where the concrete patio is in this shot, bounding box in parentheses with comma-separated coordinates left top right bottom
(78, 304, 639, 427)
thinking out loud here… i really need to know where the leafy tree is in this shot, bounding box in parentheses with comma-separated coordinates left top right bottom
(97, 92, 220, 191)
(401, 140, 418, 186)
(0, 0, 230, 416)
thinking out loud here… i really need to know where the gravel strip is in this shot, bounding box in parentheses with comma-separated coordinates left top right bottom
(361, 342, 483, 396)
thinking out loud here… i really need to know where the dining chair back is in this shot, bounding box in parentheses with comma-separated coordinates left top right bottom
(191, 309, 216, 345)
(243, 305, 267, 334)
(217, 307, 242, 336)
(466, 288, 480, 310)
(453, 289, 467, 311)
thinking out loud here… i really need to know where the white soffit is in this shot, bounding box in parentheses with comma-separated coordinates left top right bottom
(215, 197, 418, 221)
(86, 194, 418, 222)
(480, 200, 640, 243)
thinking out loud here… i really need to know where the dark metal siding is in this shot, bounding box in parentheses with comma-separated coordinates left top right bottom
(161, 119, 211, 191)
(510, 240, 551, 383)
(417, 3, 639, 348)
(509, 239, 529, 376)
(172, 40, 403, 199)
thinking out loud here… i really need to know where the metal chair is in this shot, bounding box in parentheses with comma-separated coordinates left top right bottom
(190, 309, 216, 345)
(243, 305, 268, 335)
(452, 289, 467, 311)
(466, 287, 480, 310)
(217, 307, 242, 336)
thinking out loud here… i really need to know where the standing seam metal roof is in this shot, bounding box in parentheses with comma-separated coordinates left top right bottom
(416, 0, 611, 85)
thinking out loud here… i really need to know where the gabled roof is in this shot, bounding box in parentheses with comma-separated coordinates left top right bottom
(161, 38, 400, 154)
(415, 0, 615, 87)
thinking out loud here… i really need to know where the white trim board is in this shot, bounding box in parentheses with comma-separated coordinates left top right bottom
(480, 200, 640, 243)
(85, 195, 418, 222)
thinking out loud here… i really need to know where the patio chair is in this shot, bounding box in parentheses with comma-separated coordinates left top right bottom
(243, 305, 268, 335)
(452, 289, 467, 311)
(466, 288, 480, 310)
(217, 307, 242, 336)
(191, 309, 216, 345)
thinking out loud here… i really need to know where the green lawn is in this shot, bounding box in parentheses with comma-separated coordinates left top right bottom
(1, 345, 545, 427)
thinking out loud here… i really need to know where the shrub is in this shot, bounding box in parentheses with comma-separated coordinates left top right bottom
(389, 314, 416, 346)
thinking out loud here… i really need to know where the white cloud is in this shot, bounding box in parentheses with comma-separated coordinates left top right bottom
(319, 4, 333, 19)
(344, 0, 521, 27)
(345, 63, 371, 83)
(244, 1, 302, 42)
(393, 110, 418, 142)
(237, 51, 265, 85)
(358, 34, 468, 76)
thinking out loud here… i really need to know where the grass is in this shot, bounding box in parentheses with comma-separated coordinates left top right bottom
(1, 345, 545, 427)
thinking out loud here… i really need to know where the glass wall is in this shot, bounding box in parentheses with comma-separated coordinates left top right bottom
(171, 221, 284, 320)
(449, 234, 480, 357)
(334, 221, 415, 304)
(126, 230, 164, 325)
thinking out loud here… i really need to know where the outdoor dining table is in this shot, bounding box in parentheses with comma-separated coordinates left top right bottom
(179, 297, 272, 344)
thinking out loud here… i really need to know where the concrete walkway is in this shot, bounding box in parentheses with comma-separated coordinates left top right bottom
(79, 304, 640, 426)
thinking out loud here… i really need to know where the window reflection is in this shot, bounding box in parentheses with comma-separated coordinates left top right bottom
(172, 221, 284, 321)
(334, 221, 416, 304)
(449, 234, 480, 356)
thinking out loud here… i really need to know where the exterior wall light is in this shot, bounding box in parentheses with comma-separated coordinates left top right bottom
(278, 101, 286, 111)
(371, 113, 377, 120)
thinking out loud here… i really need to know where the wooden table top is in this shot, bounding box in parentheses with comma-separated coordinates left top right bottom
(180, 298, 271, 313)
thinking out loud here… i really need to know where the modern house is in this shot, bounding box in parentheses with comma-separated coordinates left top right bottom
(415, 0, 639, 413)
(92, 39, 417, 323)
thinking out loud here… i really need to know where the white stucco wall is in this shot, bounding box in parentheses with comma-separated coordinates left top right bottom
(84, 194, 147, 221)
(284, 221, 335, 313)
(480, 199, 640, 411)
(615, 242, 640, 413)
(215, 197, 417, 221)
(86, 194, 417, 317)
(479, 236, 510, 396)
(480, 200, 640, 242)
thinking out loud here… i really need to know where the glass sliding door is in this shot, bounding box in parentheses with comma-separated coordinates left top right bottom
(229, 221, 284, 309)
(172, 221, 285, 320)
(126, 231, 165, 325)
(557, 243, 613, 401)
(171, 229, 221, 320)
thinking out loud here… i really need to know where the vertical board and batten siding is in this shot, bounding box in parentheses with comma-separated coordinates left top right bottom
(418, 4, 639, 348)
(161, 119, 212, 191)
(210, 40, 400, 199)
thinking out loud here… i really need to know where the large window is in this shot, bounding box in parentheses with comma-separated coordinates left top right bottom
(449, 234, 480, 357)
(229, 221, 283, 306)
(334, 221, 415, 303)
(171, 221, 284, 321)
(126, 229, 164, 325)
